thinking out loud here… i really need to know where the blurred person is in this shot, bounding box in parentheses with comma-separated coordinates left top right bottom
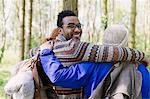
(89, 24, 150, 99)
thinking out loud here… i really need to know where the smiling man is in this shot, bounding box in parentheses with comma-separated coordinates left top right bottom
(39, 10, 149, 99)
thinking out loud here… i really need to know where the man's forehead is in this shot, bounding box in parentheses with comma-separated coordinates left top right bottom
(62, 16, 80, 24)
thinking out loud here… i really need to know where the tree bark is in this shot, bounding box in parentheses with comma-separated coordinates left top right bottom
(18, 0, 26, 60)
(63, 0, 78, 15)
(0, 0, 7, 63)
(102, 0, 108, 30)
(38, 0, 43, 42)
(25, 0, 33, 58)
(144, 0, 149, 51)
(129, 0, 136, 48)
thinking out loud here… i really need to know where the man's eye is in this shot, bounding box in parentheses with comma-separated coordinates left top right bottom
(77, 24, 81, 28)
(67, 25, 75, 28)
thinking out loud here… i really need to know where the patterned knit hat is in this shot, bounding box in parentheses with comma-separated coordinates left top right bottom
(102, 24, 129, 47)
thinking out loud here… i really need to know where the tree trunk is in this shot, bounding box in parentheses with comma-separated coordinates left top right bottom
(148, 0, 150, 46)
(109, 0, 115, 25)
(144, 0, 149, 51)
(86, 1, 91, 41)
(25, 0, 33, 58)
(0, 0, 7, 63)
(129, 0, 136, 48)
(63, 0, 78, 15)
(19, 0, 26, 60)
(101, 0, 108, 30)
(38, 0, 43, 42)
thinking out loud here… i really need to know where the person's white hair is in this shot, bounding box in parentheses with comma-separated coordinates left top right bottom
(102, 24, 129, 47)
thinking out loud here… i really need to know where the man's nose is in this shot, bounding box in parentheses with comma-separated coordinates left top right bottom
(74, 27, 82, 33)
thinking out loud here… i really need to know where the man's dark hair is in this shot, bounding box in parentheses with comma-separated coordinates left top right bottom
(57, 10, 77, 27)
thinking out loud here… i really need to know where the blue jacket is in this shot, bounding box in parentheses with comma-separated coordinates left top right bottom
(138, 64, 150, 98)
(40, 49, 150, 98)
(40, 49, 113, 97)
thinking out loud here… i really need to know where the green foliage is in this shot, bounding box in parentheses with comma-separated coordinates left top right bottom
(101, 15, 108, 30)
(31, 37, 40, 48)
(30, 36, 41, 49)
(0, 69, 10, 98)
(148, 67, 150, 71)
(1, 50, 18, 65)
(0, 49, 18, 98)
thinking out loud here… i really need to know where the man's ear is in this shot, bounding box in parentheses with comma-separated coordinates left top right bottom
(59, 28, 63, 34)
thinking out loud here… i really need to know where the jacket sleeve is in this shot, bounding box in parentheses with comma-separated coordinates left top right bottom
(53, 39, 144, 66)
(40, 49, 91, 88)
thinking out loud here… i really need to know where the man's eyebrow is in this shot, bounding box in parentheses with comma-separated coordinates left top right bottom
(68, 23, 75, 25)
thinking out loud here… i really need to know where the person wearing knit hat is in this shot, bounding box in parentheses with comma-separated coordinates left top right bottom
(103, 24, 128, 47)
(90, 24, 150, 99)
